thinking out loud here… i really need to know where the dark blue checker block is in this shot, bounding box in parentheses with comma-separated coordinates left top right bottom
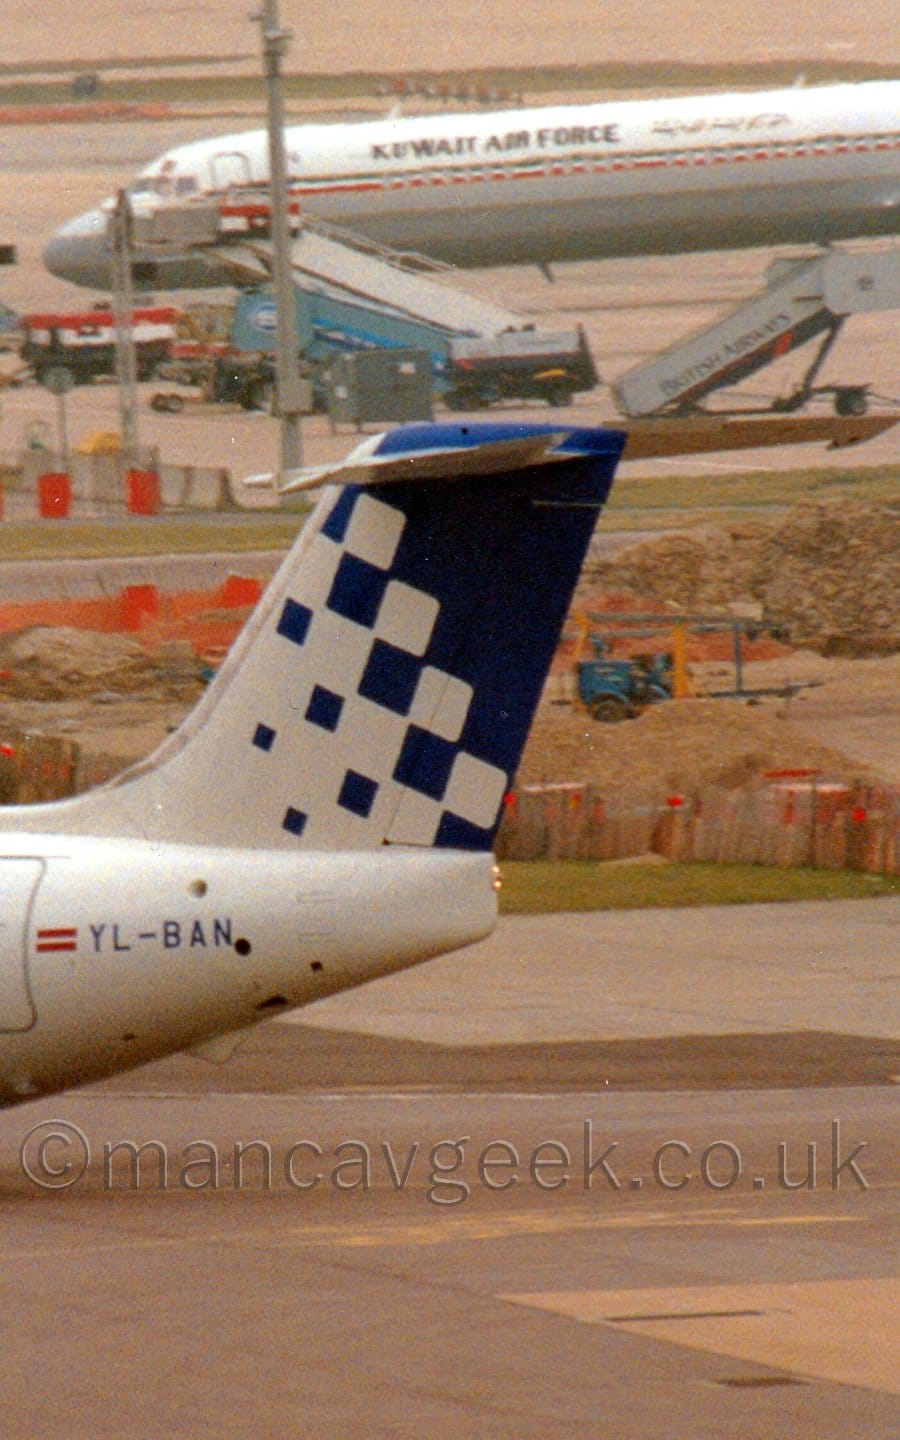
(306, 685, 343, 732)
(358, 639, 421, 716)
(282, 807, 307, 837)
(321, 486, 359, 543)
(338, 769, 379, 819)
(326, 553, 390, 628)
(276, 597, 312, 647)
(435, 812, 496, 851)
(394, 725, 457, 802)
(253, 722, 276, 752)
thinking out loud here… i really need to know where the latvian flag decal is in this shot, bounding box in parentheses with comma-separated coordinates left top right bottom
(36, 927, 78, 953)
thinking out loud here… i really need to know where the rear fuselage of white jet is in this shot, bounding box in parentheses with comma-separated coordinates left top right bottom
(45, 81, 900, 289)
(0, 837, 495, 1106)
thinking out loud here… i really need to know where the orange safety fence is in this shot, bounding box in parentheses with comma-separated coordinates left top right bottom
(495, 780, 900, 875)
(0, 576, 263, 658)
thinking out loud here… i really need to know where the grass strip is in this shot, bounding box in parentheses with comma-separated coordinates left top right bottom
(1, 60, 897, 106)
(0, 516, 302, 561)
(606, 464, 900, 516)
(1, 463, 895, 559)
(498, 859, 898, 913)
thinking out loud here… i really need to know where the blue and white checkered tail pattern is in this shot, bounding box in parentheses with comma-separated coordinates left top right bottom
(13, 423, 623, 850)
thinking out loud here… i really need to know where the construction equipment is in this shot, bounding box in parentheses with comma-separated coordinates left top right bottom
(570, 613, 821, 720)
(576, 639, 673, 721)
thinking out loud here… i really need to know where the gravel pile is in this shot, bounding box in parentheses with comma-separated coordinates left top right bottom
(518, 697, 871, 797)
(584, 497, 900, 654)
(0, 627, 200, 700)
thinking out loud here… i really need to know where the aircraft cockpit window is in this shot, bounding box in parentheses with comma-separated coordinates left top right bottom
(176, 176, 199, 196)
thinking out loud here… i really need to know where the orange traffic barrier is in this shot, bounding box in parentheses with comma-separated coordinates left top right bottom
(221, 574, 263, 607)
(120, 585, 160, 631)
(38, 472, 71, 519)
(126, 468, 160, 516)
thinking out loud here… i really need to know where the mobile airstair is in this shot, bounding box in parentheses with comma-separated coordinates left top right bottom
(614, 249, 900, 418)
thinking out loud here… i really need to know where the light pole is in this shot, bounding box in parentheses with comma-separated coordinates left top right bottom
(110, 188, 139, 468)
(254, 0, 303, 473)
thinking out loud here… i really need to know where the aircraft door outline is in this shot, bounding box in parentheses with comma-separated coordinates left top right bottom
(0, 858, 42, 1032)
(210, 151, 253, 191)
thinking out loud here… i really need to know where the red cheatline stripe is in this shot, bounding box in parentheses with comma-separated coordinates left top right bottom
(37, 941, 77, 952)
(37, 928, 76, 939)
(195, 131, 900, 215)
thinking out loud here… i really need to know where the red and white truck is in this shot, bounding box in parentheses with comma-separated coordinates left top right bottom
(20, 303, 180, 387)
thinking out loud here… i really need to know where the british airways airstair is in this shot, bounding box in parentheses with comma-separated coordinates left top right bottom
(614, 249, 900, 418)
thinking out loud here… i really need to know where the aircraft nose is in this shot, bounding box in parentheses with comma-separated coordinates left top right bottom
(43, 208, 110, 288)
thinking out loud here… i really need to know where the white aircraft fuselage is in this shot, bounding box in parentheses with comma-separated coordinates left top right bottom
(45, 81, 900, 289)
(0, 835, 494, 1105)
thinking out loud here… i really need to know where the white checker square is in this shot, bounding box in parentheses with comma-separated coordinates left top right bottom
(345, 494, 405, 570)
(303, 612, 375, 695)
(386, 786, 444, 845)
(330, 693, 409, 779)
(288, 532, 344, 608)
(409, 667, 473, 742)
(376, 581, 439, 657)
(444, 752, 508, 830)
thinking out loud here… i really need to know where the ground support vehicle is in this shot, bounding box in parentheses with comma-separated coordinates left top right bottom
(572, 615, 821, 721)
(576, 640, 673, 722)
(444, 326, 597, 409)
(614, 250, 900, 419)
(20, 304, 180, 387)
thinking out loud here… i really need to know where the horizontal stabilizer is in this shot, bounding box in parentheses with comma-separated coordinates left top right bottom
(623, 411, 898, 458)
(245, 412, 897, 495)
(245, 423, 606, 492)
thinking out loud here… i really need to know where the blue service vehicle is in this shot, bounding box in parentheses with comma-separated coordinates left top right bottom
(230, 285, 597, 411)
(576, 639, 673, 722)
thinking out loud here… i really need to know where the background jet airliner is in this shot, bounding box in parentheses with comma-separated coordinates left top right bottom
(0, 421, 624, 1107)
(45, 80, 899, 290)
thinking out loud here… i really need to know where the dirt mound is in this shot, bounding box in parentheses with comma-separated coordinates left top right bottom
(518, 697, 872, 797)
(0, 627, 201, 701)
(585, 498, 900, 654)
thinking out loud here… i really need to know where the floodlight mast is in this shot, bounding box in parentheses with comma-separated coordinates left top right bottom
(254, 0, 303, 472)
(111, 189, 139, 466)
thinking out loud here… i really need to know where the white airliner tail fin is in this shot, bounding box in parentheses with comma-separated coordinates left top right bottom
(4, 423, 624, 850)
